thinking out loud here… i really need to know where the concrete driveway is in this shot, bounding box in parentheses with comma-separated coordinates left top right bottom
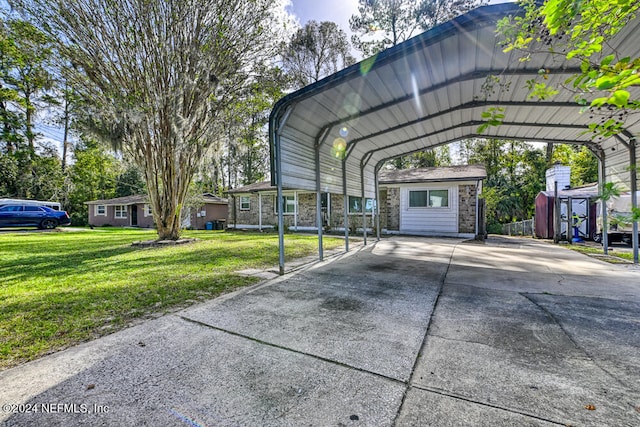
(1, 236, 639, 426)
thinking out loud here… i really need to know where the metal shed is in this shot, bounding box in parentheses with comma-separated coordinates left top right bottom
(269, 2, 640, 273)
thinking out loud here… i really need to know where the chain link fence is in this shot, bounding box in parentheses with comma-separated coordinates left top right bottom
(502, 218, 534, 236)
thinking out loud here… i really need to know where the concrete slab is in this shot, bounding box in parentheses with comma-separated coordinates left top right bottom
(183, 242, 450, 381)
(396, 388, 557, 426)
(1, 316, 405, 426)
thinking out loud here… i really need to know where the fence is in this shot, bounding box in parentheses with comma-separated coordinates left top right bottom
(502, 218, 534, 236)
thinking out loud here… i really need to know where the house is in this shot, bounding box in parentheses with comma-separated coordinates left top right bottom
(227, 165, 486, 238)
(85, 193, 228, 229)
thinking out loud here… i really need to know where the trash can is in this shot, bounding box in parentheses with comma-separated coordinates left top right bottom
(216, 219, 226, 230)
(205, 221, 213, 230)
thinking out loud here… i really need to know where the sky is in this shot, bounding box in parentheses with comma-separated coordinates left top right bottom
(287, 0, 361, 36)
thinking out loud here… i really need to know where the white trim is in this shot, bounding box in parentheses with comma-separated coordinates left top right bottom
(294, 191, 298, 230)
(144, 204, 152, 217)
(239, 196, 251, 211)
(95, 204, 106, 216)
(114, 205, 127, 219)
(228, 224, 274, 230)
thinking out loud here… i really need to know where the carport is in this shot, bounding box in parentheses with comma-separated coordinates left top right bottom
(269, 2, 640, 274)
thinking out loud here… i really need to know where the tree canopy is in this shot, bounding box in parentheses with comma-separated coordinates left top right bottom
(10, 0, 291, 239)
(281, 20, 355, 89)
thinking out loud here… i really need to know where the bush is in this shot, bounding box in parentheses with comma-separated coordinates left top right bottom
(70, 212, 88, 226)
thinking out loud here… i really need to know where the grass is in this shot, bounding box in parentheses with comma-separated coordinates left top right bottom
(564, 243, 634, 263)
(0, 228, 343, 370)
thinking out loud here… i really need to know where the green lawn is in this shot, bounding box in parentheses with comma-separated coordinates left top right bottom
(0, 228, 342, 370)
(564, 243, 635, 263)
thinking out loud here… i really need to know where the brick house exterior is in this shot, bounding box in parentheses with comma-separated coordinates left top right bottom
(86, 193, 228, 229)
(227, 165, 486, 238)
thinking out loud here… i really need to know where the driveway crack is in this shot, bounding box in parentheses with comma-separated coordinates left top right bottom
(391, 241, 458, 426)
(521, 293, 633, 391)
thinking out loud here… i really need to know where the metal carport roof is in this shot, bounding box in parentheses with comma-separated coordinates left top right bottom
(269, 2, 640, 272)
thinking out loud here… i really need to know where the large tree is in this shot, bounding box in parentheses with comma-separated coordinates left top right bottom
(281, 20, 355, 89)
(350, 0, 485, 57)
(11, 0, 289, 239)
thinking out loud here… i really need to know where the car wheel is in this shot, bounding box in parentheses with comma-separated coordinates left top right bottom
(592, 233, 602, 244)
(40, 219, 58, 229)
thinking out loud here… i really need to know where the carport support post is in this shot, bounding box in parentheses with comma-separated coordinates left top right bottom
(629, 136, 638, 264)
(598, 153, 609, 255)
(315, 129, 330, 261)
(360, 165, 367, 246)
(374, 165, 381, 240)
(342, 158, 349, 252)
(274, 106, 292, 276)
(553, 181, 561, 244)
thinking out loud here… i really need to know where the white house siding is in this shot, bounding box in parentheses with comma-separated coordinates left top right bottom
(398, 184, 459, 235)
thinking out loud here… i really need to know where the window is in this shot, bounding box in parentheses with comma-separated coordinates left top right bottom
(409, 191, 428, 207)
(114, 205, 127, 218)
(95, 205, 106, 216)
(24, 206, 44, 212)
(348, 196, 374, 214)
(409, 190, 449, 208)
(0, 205, 22, 212)
(275, 195, 295, 214)
(144, 204, 152, 217)
(239, 196, 250, 211)
(429, 190, 449, 207)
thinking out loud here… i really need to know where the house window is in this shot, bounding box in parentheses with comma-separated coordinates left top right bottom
(239, 196, 250, 211)
(144, 204, 152, 217)
(429, 190, 449, 207)
(348, 196, 374, 214)
(95, 205, 106, 216)
(275, 195, 296, 214)
(409, 191, 428, 207)
(114, 205, 127, 218)
(409, 190, 449, 208)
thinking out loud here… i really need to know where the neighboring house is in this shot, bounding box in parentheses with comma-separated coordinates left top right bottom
(227, 165, 486, 238)
(86, 193, 228, 229)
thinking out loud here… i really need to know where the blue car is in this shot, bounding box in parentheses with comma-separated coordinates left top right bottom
(0, 204, 71, 229)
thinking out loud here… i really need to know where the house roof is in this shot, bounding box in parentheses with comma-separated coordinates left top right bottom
(227, 181, 277, 194)
(86, 194, 228, 205)
(540, 183, 599, 199)
(229, 166, 486, 193)
(379, 165, 487, 184)
(85, 195, 147, 206)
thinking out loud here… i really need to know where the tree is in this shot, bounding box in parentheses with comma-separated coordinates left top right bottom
(281, 20, 355, 89)
(11, 0, 290, 240)
(491, 0, 640, 139)
(66, 139, 119, 225)
(0, 18, 54, 161)
(350, 0, 485, 57)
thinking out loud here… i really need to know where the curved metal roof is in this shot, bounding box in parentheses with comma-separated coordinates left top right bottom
(269, 2, 640, 199)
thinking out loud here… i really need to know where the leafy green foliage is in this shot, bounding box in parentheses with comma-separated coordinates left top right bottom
(491, 0, 640, 139)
